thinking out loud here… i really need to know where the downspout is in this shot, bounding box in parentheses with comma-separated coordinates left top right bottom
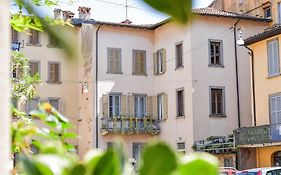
(95, 25, 101, 148)
(232, 21, 241, 128)
(244, 46, 256, 127)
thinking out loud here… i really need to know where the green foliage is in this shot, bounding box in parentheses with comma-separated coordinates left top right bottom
(143, 0, 193, 24)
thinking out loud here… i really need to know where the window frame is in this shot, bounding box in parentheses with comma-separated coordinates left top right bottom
(29, 60, 40, 77)
(107, 47, 122, 74)
(109, 93, 121, 118)
(132, 49, 147, 76)
(208, 39, 224, 67)
(132, 142, 144, 165)
(175, 41, 183, 69)
(27, 97, 40, 116)
(209, 86, 226, 117)
(267, 38, 280, 77)
(156, 49, 164, 74)
(157, 93, 165, 120)
(47, 61, 61, 84)
(269, 92, 281, 125)
(177, 142, 186, 154)
(133, 94, 147, 118)
(27, 29, 42, 47)
(176, 87, 185, 117)
(264, 6, 272, 19)
(48, 97, 60, 110)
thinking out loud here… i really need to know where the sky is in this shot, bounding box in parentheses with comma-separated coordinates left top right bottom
(11, 0, 214, 24)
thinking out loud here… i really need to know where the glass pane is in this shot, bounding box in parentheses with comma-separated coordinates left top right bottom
(49, 99, 59, 110)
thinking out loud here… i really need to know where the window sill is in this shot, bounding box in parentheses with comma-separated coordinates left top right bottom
(267, 74, 281, 79)
(47, 44, 62, 48)
(209, 114, 226, 118)
(175, 66, 184, 70)
(176, 115, 185, 119)
(132, 73, 147, 76)
(46, 81, 62, 84)
(107, 72, 123, 75)
(208, 64, 224, 68)
(26, 43, 42, 47)
(155, 72, 166, 76)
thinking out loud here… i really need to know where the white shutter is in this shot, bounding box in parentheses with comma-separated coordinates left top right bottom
(58, 99, 64, 114)
(270, 95, 281, 124)
(268, 40, 280, 76)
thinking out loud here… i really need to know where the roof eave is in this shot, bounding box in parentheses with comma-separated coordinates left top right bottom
(245, 27, 281, 46)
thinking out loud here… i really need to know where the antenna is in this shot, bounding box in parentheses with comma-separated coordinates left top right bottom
(125, 0, 128, 19)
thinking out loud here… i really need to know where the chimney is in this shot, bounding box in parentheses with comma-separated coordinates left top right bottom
(78, 6, 91, 20)
(54, 8, 62, 19)
(121, 19, 132, 24)
(62, 11, 75, 20)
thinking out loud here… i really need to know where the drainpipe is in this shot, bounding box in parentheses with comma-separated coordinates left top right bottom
(244, 46, 256, 127)
(232, 22, 241, 128)
(95, 25, 101, 148)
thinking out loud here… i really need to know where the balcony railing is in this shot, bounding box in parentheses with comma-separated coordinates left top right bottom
(234, 123, 281, 146)
(100, 116, 160, 136)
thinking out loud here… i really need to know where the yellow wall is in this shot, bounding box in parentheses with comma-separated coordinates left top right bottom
(256, 146, 281, 167)
(250, 35, 281, 125)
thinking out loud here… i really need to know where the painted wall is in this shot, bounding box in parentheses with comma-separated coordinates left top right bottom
(256, 146, 281, 167)
(250, 35, 281, 125)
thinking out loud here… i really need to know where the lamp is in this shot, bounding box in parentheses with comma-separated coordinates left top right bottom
(82, 81, 89, 94)
(236, 29, 245, 46)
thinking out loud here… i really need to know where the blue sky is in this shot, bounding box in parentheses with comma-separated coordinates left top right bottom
(11, 0, 214, 24)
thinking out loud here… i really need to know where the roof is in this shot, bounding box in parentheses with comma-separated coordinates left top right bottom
(72, 8, 271, 29)
(238, 167, 281, 172)
(245, 24, 281, 46)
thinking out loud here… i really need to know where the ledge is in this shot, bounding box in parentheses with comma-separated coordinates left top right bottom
(175, 66, 184, 70)
(208, 64, 224, 68)
(46, 81, 63, 84)
(209, 115, 226, 118)
(26, 43, 43, 47)
(132, 73, 147, 76)
(176, 116, 185, 119)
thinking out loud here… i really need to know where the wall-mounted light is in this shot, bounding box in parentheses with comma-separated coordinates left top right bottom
(82, 81, 89, 94)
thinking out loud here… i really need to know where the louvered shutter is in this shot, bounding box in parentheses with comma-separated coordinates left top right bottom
(268, 40, 280, 76)
(162, 48, 167, 73)
(114, 49, 121, 73)
(152, 96, 158, 120)
(163, 94, 168, 120)
(49, 63, 55, 82)
(121, 95, 127, 116)
(153, 53, 157, 75)
(102, 95, 109, 118)
(108, 48, 114, 73)
(58, 99, 64, 114)
(270, 95, 281, 124)
(146, 96, 152, 117)
(134, 51, 141, 74)
(54, 63, 59, 82)
(128, 95, 134, 117)
(29, 62, 39, 76)
(139, 51, 146, 74)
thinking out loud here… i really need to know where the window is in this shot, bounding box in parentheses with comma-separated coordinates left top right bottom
(107, 142, 116, 149)
(177, 142, 185, 154)
(132, 143, 144, 164)
(27, 98, 40, 115)
(29, 61, 40, 76)
(264, 6, 271, 18)
(175, 42, 183, 68)
(107, 48, 122, 74)
(48, 62, 60, 83)
(157, 94, 163, 120)
(223, 157, 234, 167)
(269, 94, 281, 125)
(49, 98, 59, 110)
(209, 40, 223, 66)
(12, 98, 17, 109)
(134, 95, 146, 118)
(154, 48, 166, 75)
(176, 88, 184, 117)
(133, 50, 146, 75)
(109, 94, 121, 117)
(48, 34, 60, 48)
(278, 3, 281, 23)
(11, 28, 19, 43)
(272, 151, 281, 167)
(268, 39, 280, 77)
(210, 87, 225, 116)
(28, 29, 40, 45)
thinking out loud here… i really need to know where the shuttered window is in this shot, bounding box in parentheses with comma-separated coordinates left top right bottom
(134, 95, 146, 118)
(177, 142, 186, 154)
(27, 98, 40, 115)
(48, 34, 60, 47)
(107, 48, 122, 74)
(270, 94, 281, 124)
(154, 48, 166, 75)
(209, 40, 223, 66)
(11, 28, 19, 43)
(175, 42, 183, 68)
(29, 61, 40, 76)
(157, 93, 168, 120)
(176, 88, 184, 117)
(109, 94, 121, 117)
(268, 39, 280, 77)
(48, 62, 60, 83)
(210, 87, 225, 116)
(133, 50, 146, 75)
(28, 30, 40, 45)
(132, 143, 144, 164)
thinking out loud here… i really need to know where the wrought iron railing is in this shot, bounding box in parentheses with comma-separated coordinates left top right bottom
(234, 123, 281, 146)
(100, 116, 160, 135)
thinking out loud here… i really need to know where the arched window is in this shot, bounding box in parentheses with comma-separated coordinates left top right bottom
(272, 151, 281, 166)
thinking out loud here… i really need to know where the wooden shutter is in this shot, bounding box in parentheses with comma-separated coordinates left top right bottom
(11, 29, 18, 42)
(146, 96, 152, 117)
(121, 95, 127, 116)
(163, 93, 168, 120)
(153, 53, 157, 75)
(29, 62, 39, 76)
(102, 94, 109, 118)
(58, 99, 64, 114)
(270, 95, 281, 124)
(108, 48, 115, 73)
(139, 51, 146, 74)
(49, 63, 55, 82)
(152, 96, 158, 120)
(114, 49, 121, 73)
(162, 48, 167, 73)
(268, 39, 280, 76)
(54, 63, 59, 82)
(128, 95, 134, 117)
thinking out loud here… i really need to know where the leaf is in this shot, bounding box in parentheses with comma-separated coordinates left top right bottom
(139, 142, 177, 175)
(84, 149, 104, 173)
(69, 164, 86, 175)
(63, 132, 77, 139)
(20, 155, 43, 175)
(177, 153, 219, 175)
(143, 0, 193, 24)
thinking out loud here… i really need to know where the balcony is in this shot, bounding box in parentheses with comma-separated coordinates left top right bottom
(100, 116, 160, 136)
(234, 124, 281, 146)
